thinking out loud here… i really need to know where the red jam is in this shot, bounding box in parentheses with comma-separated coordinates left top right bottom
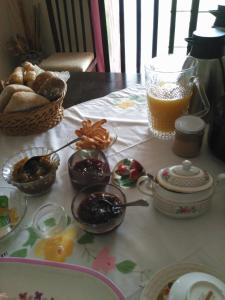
(69, 158, 110, 188)
(74, 158, 107, 176)
(78, 192, 124, 224)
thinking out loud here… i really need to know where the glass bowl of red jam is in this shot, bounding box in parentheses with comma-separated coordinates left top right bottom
(68, 149, 111, 189)
(71, 183, 126, 234)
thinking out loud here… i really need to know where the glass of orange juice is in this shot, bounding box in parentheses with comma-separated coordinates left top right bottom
(145, 55, 209, 139)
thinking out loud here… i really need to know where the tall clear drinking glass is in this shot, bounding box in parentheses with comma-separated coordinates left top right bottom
(145, 55, 210, 139)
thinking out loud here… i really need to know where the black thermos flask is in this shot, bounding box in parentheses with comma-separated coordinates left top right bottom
(186, 24, 225, 162)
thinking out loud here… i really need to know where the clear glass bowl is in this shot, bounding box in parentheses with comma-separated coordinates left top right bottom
(69, 123, 117, 152)
(68, 149, 111, 189)
(32, 203, 68, 238)
(0, 186, 27, 242)
(2, 147, 60, 196)
(71, 183, 126, 234)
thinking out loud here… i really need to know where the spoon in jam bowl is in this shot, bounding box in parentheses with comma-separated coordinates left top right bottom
(22, 137, 81, 175)
(90, 198, 149, 216)
(107, 199, 149, 209)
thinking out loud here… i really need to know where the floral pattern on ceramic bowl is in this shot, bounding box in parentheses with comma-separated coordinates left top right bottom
(18, 291, 54, 300)
(0, 291, 54, 300)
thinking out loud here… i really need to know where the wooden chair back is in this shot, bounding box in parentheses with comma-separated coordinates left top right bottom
(45, 0, 96, 55)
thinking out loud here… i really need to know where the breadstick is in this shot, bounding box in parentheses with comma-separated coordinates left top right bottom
(75, 119, 112, 150)
(92, 119, 106, 129)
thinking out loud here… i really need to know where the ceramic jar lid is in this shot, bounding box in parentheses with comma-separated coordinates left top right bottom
(175, 115, 205, 134)
(157, 160, 213, 193)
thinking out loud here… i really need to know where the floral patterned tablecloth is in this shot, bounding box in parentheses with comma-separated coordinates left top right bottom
(1, 84, 225, 299)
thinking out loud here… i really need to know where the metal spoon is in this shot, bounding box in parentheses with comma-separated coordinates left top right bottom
(91, 199, 149, 217)
(117, 199, 149, 208)
(22, 137, 81, 175)
(105, 199, 149, 209)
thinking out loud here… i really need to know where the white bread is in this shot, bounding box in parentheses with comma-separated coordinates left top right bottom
(0, 84, 33, 112)
(23, 61, 35, 72)
(8, 66, 24, 84)
(32, 71, 65, 100)
(4, 91, 50, 113)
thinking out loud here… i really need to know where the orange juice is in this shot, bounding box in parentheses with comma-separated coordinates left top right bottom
(147, 83, 192, 133)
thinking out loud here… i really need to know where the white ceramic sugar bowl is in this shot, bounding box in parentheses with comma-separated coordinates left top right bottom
(137, 160, 225, 218)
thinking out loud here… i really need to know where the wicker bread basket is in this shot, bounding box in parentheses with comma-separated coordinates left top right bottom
(0, 86, 66, 136)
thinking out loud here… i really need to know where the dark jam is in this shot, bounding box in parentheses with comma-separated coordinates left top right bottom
(12, 157, 53, 183)
(78, 192, 124, 224)
(69, 158, 110, 187)
(74, 158, 107, 176)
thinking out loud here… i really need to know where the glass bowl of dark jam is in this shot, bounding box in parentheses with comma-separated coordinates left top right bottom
(2, 147, 60, 196)
(68, 149, 111, 189)
(71, 183, 126, 234)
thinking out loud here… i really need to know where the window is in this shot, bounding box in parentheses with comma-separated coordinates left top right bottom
(104, 0, 223, 73)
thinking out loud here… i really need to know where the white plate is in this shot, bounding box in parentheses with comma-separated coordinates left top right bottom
(140, 263, 225, 300)
(188, 279, 225, 300)
(170, 272, 225, 300)
(0, 258, 125, 300)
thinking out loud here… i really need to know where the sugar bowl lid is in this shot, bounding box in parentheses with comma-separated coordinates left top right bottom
(157, 160, 213, 193)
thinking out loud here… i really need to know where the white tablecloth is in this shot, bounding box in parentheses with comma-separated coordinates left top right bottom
(1, 85, 225, 299)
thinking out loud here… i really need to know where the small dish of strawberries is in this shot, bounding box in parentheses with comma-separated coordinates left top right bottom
(112, 158, 145, 188)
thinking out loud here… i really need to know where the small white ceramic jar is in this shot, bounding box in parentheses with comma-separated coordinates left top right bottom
(137, 160, 225, 219)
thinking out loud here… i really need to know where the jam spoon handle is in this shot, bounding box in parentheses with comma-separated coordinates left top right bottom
(50, 137, 81, 155)
(120, 199, 149, 207)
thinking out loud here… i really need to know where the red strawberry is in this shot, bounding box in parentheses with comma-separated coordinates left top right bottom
(116, 164, 130, 176)
(130, 160, 143, 172)
(129, 168, 139, 181)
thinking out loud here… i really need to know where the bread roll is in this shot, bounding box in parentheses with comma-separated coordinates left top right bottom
(39, 76, 66, 100)
(8, 67, 24, 84)
(23, 61, 35, 72)
(24, 70, 37, 86)
(4, 91, 50, 113)
(32, 71, 65, 100)
(32, 71, 54, 92)
(0, 84, 33, 112)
